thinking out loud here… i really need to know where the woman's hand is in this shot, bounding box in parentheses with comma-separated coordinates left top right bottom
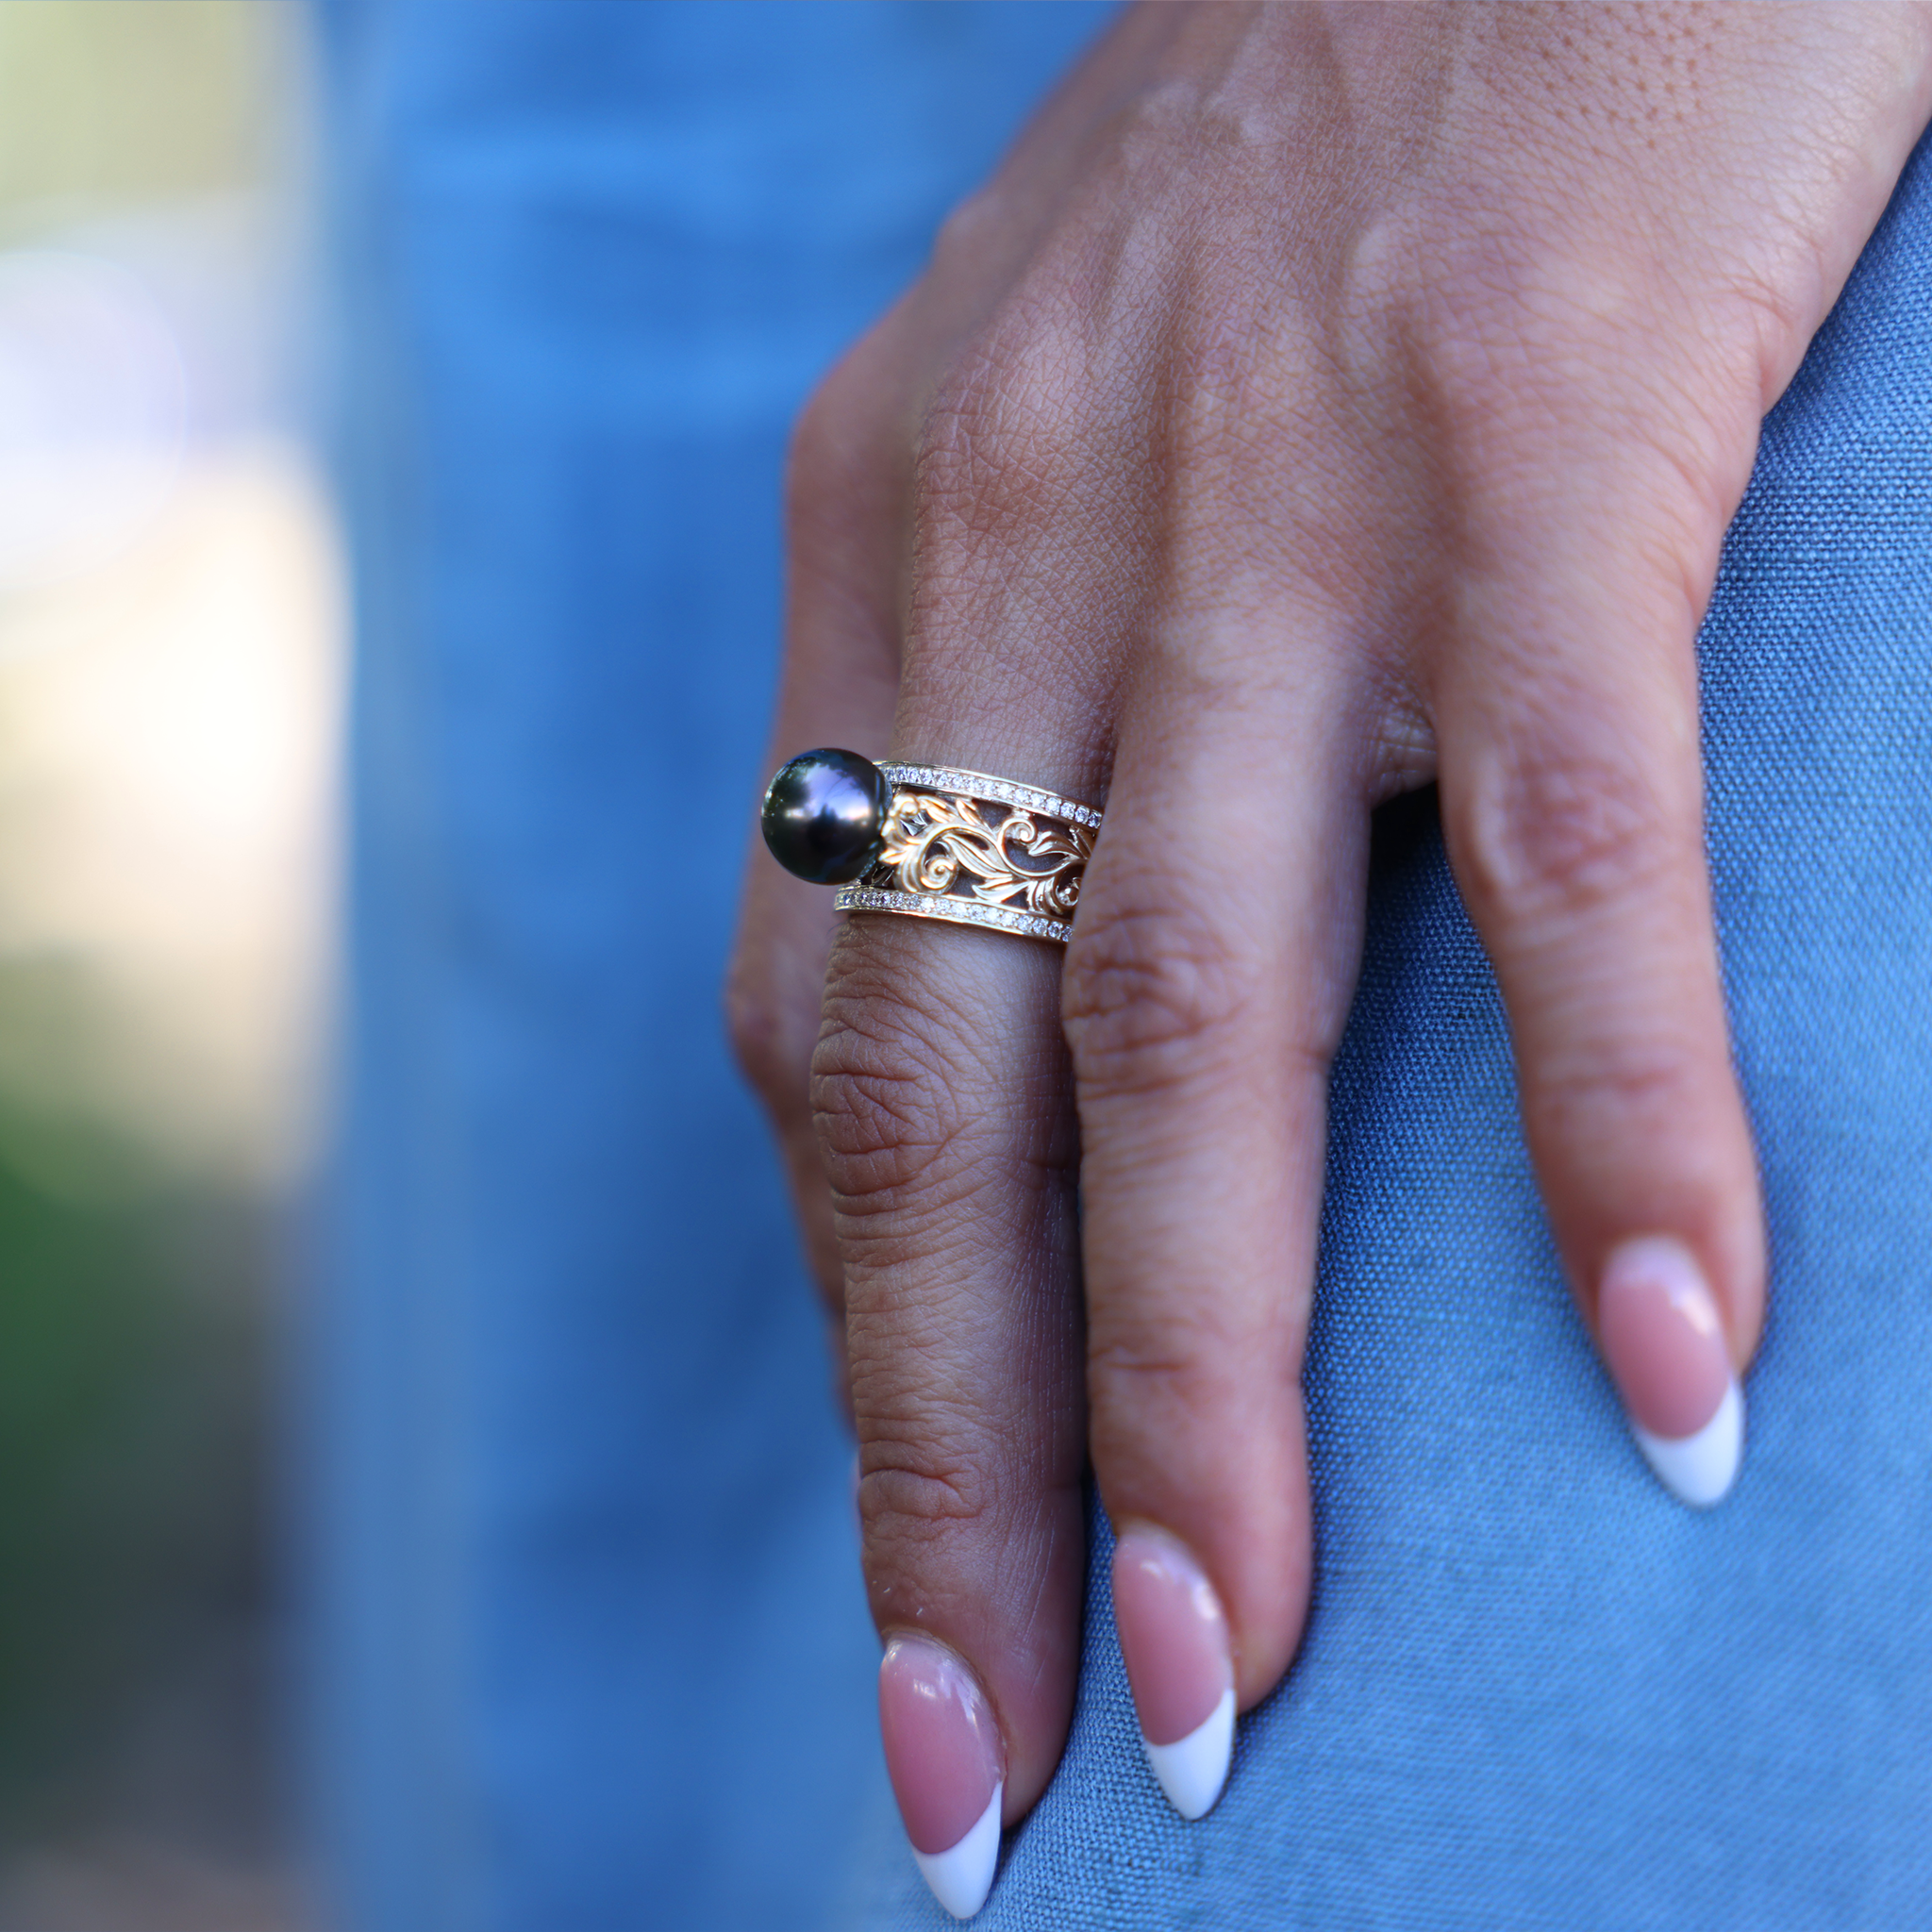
(728, 1, 1932, 1908)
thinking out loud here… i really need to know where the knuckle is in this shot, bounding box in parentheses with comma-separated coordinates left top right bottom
(787, 366, 861, 505)
(1523, 1019, 1746, 1208)
(786, 382, 841, 495)
(1062, 893, 1263, 1103)
(813, 1027, 968, 1219)
(856, 1402, 1075, 1631)
(722, 948, 800, 1115)
(784, 328, 900, 541)
(810, 944, 992, 1224)
(914, 314, 1091, 551)
(926, 183, 1006, 283)
(857, 1403, 991, 1549)
(1529, 1023, 1711, 1138)
(860, 1475, 979, 1604)
(1395, 219, 1648, 392)
(1086, 1305, 1299, 1500)
(858, 1441, 990, 1620)
(851, 1323, 1034, 1584)
(1378, 229, 1744, 497)
(1457, 734, 1691, 927)
(1090, 1307, 1276, 1405)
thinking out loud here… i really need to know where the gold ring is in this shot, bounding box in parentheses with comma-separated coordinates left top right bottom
(759, 751, 1101, 945)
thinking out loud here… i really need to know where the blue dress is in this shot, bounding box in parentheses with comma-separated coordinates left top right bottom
(310, 6, 1932, 1927)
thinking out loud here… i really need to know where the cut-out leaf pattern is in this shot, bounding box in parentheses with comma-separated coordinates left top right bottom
(872, 791, 1092, 919)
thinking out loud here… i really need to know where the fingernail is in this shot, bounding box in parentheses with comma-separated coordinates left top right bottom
(1598, 1236, 1744, 1507)
(878, 1636, 1003, 1920)
(1110, 1527, 1235, 1820)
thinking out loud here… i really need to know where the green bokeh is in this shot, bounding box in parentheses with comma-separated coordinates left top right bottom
(0, 0, 293, 1857)
(0, 1, 280, 239)
(0, 1078, 267, 1835)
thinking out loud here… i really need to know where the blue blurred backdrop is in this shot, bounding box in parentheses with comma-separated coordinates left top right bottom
(310, 8, 1114, 1928)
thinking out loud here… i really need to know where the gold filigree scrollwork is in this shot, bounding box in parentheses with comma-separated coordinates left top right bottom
(874, 791, 1093, 919)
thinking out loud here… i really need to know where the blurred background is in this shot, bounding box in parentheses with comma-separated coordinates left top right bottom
(0, 4, 327, 1927)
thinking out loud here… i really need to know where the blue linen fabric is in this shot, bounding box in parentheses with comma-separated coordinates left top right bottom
(312, 4, 1932, 1929)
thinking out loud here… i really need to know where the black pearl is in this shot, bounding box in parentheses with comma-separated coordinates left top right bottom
(760, 748, 890, 885)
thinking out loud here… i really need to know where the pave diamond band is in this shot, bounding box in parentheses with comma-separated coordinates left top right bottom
(833, 886, 1075, 945)
(875, 762, 1104, 831)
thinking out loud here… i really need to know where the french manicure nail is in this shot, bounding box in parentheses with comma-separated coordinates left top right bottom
(1598, 1236, 1744, 1507)
(1111, 1527, 1235, 1820)
(878, 1636, 1003, 1920)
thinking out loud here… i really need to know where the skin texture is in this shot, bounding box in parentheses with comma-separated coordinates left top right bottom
(725, 2, 1932, 1829)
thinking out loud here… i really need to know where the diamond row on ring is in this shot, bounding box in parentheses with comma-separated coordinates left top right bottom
(833, 886, 1074, 945)
(876, 763, 1103, 830)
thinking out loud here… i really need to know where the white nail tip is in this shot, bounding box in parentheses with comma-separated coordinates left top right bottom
(910, 1783, 1002, 1921)
(1631, 1376, 1744, 1507)
(1141, 1685, 1236, 1821)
